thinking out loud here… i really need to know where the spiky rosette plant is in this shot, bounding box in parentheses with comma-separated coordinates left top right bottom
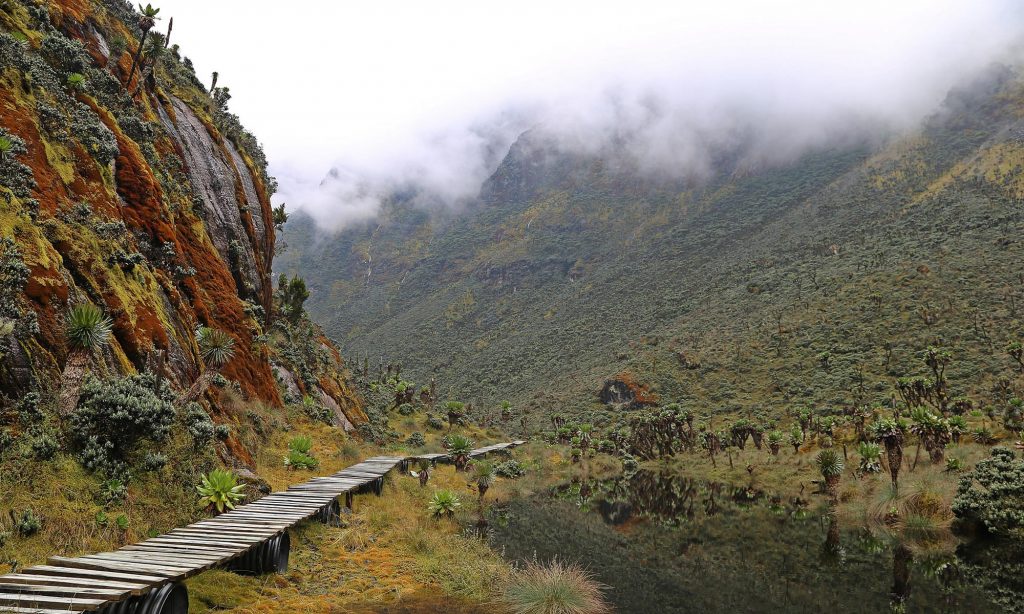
(197, 469, 245, 514)
(871, 417, 907, 490)
(472, 461, 495, 501)
(857, 442, 882, 474)
(127, 3, 161, 86)
(816, 448, 844, 500)
(767, 430, 783, 456)
(415, 458, 431, 487)
(445, 434, 474, 471)
(788, 426, 802, 453)
(427, 489, 461, 519)
(58, 304, 113, 417)
(910, 407, 952, 463)
(179, 327, 235, 406)
(0, 135, 13, 160)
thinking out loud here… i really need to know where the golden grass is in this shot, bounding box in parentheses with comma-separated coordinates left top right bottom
(187, 462, 517, 613)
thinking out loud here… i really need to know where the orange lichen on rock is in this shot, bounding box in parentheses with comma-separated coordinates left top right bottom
(600, 371, 659, 407)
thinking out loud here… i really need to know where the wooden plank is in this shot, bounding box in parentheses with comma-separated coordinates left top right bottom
(47, 556, 186, 578)
(161, 532, 262, 546)
(25, 565, 166, 585)
(87, 551, 218, 567)
(0, 583, 128, 599)
(146, 531, 258, 544)
(0, 591, 107, 610)
(120, 543, 245, 557)
(0, 605, 100, 614)
(0, 574, 148, 594)
(186, 522, 286, 534)
(180, 523, 279, 535)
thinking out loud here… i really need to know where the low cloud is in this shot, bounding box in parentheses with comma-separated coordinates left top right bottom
(184, 0, 1024, 230)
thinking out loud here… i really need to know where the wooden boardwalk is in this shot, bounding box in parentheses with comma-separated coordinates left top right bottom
(0, 441, 525, 614)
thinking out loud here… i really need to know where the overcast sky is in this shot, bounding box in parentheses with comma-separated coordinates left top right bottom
(160, 0, 1023, 227)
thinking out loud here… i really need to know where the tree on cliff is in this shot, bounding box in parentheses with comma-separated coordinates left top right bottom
(179, 327, 235, 406)
(127, 3, 161, 88)
(277, 274, 310, 324)
(58, 304, 113, 417)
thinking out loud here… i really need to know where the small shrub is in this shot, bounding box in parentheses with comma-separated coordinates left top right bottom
(24, 426, 58, 460)
(15, 509, 40, 536)
(621, 454, 639, 471)
(945, 457, 964, 472)
(427, 489, 461, 518)
(397, 403, 415, 416)
(141, 452, 168, 472)
(301, 395, 334, 424)
(185, 403, 215, 448)
(406, 431, 426, 447)
(17, 391, 42, 424)
(502, 559, 610, 614)
(495, 459, 527, 479)
(214, 424, 231, 441)
(72, 373, 175, 475)
(115, 514, 129, 530)
(340, 440, 360, 460)
(426, 413, 445, 430)
(953, 447, 1024, 537)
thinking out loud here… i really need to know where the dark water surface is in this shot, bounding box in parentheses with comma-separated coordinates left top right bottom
(487, 470, 1024, 613)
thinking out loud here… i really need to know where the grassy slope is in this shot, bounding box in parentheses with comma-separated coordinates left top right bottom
(280, 67, 1024, 431)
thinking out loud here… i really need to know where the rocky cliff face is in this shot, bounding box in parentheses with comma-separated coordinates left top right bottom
(0, 0, 363, 459)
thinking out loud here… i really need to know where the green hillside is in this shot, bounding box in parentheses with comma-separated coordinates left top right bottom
(280, 65, 1024, 432)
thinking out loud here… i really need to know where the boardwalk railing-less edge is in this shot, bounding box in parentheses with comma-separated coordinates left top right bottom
(0, 441, 525, 614)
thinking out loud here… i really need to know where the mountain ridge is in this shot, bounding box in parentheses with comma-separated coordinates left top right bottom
(281, 64, 1024, 431)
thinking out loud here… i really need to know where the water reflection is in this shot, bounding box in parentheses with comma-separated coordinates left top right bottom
(490, 469, 1019, 613)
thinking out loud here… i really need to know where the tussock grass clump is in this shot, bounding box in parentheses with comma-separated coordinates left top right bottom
(502, 559, 611, 614)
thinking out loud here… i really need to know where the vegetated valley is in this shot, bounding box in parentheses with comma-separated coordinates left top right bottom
(2, 0, 1024, 613)
(280, 61, 1024, 611)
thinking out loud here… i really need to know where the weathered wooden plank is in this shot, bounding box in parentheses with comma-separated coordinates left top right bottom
(156, 531, 265, 544)
(0, 583, 128, 599)
(179, 523, 280, 535)
(0, 574, 148, 594)
(0, 591, 107, 610)
(120, 543, 245, 557)
(162, 532, 264, 546)
(47, 556, 185, 578)
(25, 565, 167, 585)
(0, 605, 100, 614)
(87, 551, 219, 567)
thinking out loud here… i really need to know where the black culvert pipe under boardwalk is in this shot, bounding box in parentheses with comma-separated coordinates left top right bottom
(98, 582, 188, 614)
(227, 531, 291, 575)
